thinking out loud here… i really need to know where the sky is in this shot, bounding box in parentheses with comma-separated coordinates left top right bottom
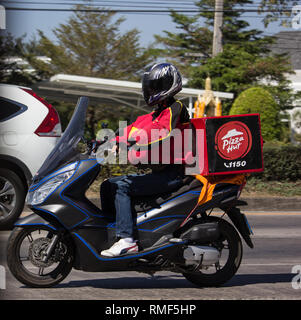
(3, 3, 180, 47)
(4, 10, 179, 47)
(1, 0, 299, 48)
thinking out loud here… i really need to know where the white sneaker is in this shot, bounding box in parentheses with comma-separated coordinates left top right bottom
(100, 238, 138, 257)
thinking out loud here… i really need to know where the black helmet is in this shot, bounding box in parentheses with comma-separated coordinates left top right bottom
(142, 63, 182, 106)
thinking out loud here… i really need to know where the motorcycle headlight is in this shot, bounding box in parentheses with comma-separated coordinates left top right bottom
(27, 169, 75, 205)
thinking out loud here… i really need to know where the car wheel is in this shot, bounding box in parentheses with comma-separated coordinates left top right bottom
(0, 168, 26, 229)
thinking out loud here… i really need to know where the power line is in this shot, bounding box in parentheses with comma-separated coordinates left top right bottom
(2, 7, 197, 13)
(2, 2, 298, 20)
(2, 0, 297, 10)
(1, 0, 283, 6)
(1, 0, 297, 14)
(54, 0, 198, 2)
(1, 1, 198, 9)
(3, 6, 295, 13)
(2, 0, 197, 6)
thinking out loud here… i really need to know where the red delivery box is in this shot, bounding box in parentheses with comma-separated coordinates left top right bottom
(187, 114, 264, 176)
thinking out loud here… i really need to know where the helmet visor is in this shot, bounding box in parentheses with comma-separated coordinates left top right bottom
(142, 76, 173, 105)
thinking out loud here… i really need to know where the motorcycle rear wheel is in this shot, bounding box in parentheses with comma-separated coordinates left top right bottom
(7, 227, 74, 288)
(182, 217, 243, 287)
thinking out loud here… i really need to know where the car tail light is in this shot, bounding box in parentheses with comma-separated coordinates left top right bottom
(22, 88, 61, 137)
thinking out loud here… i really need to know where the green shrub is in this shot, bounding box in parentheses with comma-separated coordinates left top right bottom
(254, 144, 301, 181)
(230, 87, 281, 141)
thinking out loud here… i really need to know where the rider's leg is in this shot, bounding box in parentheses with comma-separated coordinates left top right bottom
(101, 176, 139, 257)
(101, 166, 184, 257)
(100, 175, 125, 218)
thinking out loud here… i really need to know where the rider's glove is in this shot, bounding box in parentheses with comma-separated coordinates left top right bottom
(87, 140, 101, 153)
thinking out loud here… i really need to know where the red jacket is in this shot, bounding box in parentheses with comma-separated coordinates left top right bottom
(114, 99, 190, 165)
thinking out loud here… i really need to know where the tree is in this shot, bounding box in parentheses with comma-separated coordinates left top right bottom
(27, 5, 153, 140)
(192, 1, 297, 113)
(0, 33, 38, 86)
(32, 5, 152, 81)
(189, 45, 295, 114)
(152, 11, 213, 77)
(151, 1, 298, 114)
(258, 0, 300, 27)
(229, 87, 281, 141)
(152, 0, 271, 77)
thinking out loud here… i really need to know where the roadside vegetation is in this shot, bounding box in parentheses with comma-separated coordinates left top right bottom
(86, 176, 301, 198)
(243, 179, 301, 197)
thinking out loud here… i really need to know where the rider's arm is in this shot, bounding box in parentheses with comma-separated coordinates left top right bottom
(113, 123, 134, 145)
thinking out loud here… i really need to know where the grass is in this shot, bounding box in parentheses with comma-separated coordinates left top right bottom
(242, 178, 301, 198)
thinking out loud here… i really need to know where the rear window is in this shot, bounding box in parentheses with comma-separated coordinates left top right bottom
(0, 97, 28, 122)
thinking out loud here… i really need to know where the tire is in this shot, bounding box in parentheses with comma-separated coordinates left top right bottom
(182, 217, 243, 288)
(0, 168, 26, 229)
(7, 227, 74, 288)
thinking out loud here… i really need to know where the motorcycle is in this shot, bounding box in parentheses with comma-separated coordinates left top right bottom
(6, 97, 253, 288)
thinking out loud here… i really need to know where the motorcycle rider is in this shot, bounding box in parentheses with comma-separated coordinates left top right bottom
(100, 63, 190, 257)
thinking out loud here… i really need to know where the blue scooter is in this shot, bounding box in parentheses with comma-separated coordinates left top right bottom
(6, 97, 253, 288)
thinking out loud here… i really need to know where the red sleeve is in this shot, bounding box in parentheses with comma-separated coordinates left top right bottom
(134, 101, 183, 146)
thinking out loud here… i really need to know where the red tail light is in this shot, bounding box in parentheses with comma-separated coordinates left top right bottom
(22, 88, 61, 137)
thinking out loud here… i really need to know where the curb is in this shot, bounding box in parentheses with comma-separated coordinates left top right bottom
(240, 197, 301, 212)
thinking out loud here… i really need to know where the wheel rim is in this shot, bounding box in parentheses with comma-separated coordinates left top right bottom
(0, 177, 16, 220)
(17, 228, 70, 278)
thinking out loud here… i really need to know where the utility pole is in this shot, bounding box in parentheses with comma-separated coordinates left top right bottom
(212, 0, 224, 57)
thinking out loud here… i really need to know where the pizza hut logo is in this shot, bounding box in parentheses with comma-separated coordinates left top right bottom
(215, 121, 252, 160)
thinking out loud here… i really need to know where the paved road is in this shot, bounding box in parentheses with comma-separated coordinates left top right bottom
(1, 212, 301, 300)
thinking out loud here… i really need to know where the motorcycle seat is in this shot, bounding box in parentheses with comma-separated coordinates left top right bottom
(133, 179, 242, 213)
(133, 176, 202, 213)
(100, 175, 202, 215)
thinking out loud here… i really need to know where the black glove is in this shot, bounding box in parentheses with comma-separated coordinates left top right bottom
(87, 140, 101, 153)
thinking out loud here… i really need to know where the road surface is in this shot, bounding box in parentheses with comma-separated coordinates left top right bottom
(0, 212, 301, 300)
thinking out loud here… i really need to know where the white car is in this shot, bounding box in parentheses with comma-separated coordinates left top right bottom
(0, 84, 61, 228)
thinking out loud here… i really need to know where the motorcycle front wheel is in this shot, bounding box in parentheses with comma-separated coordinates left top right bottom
(182, 217, 243, 287)
(7, 226, 74, 288)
